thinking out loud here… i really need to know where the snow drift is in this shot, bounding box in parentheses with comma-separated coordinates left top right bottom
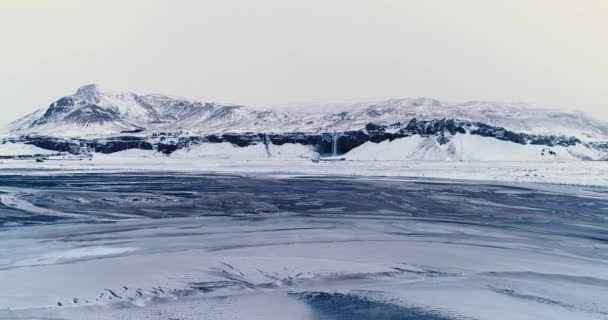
(171, 142, 318, 160)
(0, 142, 57, 156)
(345, 134, 603, 161)
(94, 143, 318, 161)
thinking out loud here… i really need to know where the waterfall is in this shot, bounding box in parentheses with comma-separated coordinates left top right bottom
(332, 132, 339, 157)
(264, 134, 271, 158)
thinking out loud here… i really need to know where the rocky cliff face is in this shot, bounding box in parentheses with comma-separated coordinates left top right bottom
(365, 119, 581, 147)
(5, 118, 606, 160)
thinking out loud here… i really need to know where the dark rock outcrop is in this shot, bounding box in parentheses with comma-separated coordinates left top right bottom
(4, 118, 602, 158)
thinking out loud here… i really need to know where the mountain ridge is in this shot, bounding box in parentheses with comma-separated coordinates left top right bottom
(8, 84, 608, 142)
(5, 117, 607, 161)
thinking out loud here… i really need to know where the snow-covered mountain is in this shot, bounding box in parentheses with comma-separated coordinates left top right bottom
(5, 84, 608, 161)
(9, 84, 290, 136)
(10, 85, 608, 142)
(275, 98, 608, 141)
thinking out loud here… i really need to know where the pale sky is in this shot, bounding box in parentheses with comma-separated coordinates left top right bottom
(1, 0, 607, 124)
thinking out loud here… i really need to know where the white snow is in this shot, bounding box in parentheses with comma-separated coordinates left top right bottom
(279, 98, 608, 141)
(90, 143, 317, 163)
(2, 157, 607, 187)
(170, 143, 317, 160)
(1, 212, 607, 319)
(171, 142, 268, 159)
(345, 134, 604, 161)
(0, 161, 607, 319)
(268, 143, 318, 159)
(93, 148, 161, 159)
(94, 142, 318, 161)
(17, 246, 138, 267)
(0, 142, 56, 156)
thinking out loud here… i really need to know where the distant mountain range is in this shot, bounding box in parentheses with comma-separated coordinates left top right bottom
(9, 84, 608, 141)
(3, 84, 608, 161)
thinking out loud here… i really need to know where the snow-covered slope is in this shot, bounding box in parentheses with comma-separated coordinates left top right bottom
(345, 134, 603, 161)
(12, 85, 290, 136)
(7, 109, 45, 132)
(277, 98, 608, 141)
(92, 143, 318, 160)
(11, 85, 608, 142)
(0, 142, 57, 156)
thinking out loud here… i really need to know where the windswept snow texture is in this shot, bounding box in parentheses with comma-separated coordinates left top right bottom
(0, 173, 607, 319)
(10, 84, 608, 141)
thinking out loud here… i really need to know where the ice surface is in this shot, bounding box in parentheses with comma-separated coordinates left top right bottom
(0, 173, 607, 319)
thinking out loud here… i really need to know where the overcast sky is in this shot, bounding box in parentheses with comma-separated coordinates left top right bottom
(1, 0, 607, 123)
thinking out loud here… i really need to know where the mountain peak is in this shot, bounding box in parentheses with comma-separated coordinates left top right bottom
(391, 97, 442, 107)
(73, 84, 112, 102)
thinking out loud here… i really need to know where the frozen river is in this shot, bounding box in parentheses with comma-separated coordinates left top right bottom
(0, 172, 607, 319)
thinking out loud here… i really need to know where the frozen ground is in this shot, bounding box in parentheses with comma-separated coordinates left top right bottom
(0, 172, 607, 319)
(0, 141, 58, 156)
(1, 154, 607, 187)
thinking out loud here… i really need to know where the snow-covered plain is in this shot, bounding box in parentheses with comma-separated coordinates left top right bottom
(0, 141, 58, 156)
(170, 142, 318, 160)
(0, 135, 607, 186)
(1, 154, 607, 187)
(0, 173, 607, 320)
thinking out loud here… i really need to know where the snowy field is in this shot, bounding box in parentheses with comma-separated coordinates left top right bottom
(0, 172, 607, 319)
(0, 141, 57, 156)
(1, 154, 607, 187)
